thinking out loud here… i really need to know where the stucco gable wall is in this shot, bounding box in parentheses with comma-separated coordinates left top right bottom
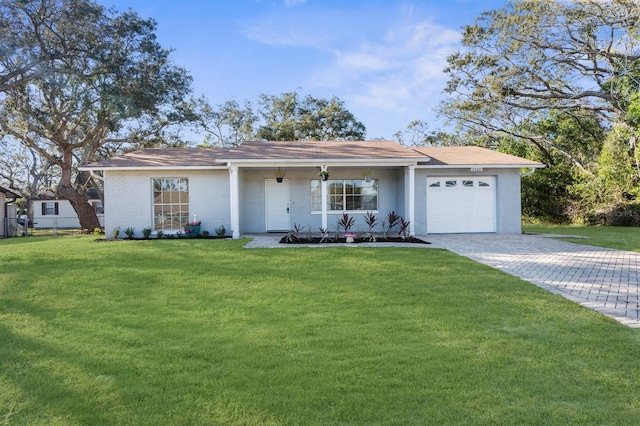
(104, 169, 230, 238)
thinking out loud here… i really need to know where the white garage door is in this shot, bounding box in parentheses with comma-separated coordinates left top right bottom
(427, 176, 496, 233)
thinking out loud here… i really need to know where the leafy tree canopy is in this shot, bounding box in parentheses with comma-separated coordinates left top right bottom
(437, 0, 640, 223)
(0, 0, 195, 229)
(194, 90, 367, 147)
(440, 0, 639, 165)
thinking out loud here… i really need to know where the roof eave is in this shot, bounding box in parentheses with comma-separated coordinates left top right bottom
(416, 163, 545, 169)
(79, 165, 228, 171)
(223, 158, 424, 166)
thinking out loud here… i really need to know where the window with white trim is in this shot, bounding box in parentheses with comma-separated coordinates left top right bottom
(311, 179, 378, 212)
(153, 178, 189, 230)
(42, 201, 58, 215)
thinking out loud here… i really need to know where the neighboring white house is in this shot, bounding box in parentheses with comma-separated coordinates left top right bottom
(32, 189, 104, 229)
(80, 141, 544, 239)
(1, 185, 20, 238)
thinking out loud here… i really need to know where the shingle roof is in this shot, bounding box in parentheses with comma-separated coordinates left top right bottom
(81, 142, 544, 169)
(219, 140, 427, 160)
(415, 146, 544, 167)
(83, 148, 228, 169)
(34, 188, 101, 200)
(0, 186, 20, 198)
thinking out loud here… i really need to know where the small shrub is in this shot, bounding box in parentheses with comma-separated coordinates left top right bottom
(386, 211, 400, 230)
(112, 227, 120, 239)
(588, 202, 640, 226)
(202, 230, 210, 237)
(124, 227, 135, 239)
(337, 213, 355, 234)
(287, 223, 303, 242)
(384, 211, 400, 238)
(398, 217, 411, 240)
(93, 227, 104, 236)
(142, 227, 152, 239)
(319, 227, 329, 243)
(364, 211, 378, 241)
(215, 225, 226, 237)
(156, 230, 164, 239)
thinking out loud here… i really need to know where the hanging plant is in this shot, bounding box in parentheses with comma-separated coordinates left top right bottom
(274, 168, 286, 183)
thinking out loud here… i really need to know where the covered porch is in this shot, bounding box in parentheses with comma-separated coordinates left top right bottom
(226, 163, 419, 239)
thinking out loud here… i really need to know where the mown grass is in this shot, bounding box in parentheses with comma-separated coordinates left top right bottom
(1, 236, 640, 425)
(523, 224, 640, 252)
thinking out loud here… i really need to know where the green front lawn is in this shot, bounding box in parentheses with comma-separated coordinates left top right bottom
(1, 236, 640, 425)
(524, 224, 640, 252)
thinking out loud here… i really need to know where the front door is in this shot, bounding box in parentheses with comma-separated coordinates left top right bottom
(265, 179, 290, 231)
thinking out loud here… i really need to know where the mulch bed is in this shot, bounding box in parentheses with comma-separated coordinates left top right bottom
(94, 235, 230, 242)
(279, 235, 430, 244)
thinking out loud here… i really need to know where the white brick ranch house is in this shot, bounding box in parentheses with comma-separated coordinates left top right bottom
(81, 140, 544, 239)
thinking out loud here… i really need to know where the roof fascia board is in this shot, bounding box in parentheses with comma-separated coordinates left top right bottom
(415, 164, 545, 169)
(79, 165, 228, 171)
(224, 159, 420, 167)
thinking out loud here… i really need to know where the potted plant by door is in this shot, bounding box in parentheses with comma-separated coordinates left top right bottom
(319, 169, 330, 181)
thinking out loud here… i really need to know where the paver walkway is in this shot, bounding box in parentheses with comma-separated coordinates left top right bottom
(428, 234, 640, 328)
(244, 233, 640, 328)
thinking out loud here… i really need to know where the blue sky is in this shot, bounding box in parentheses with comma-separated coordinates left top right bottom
(105, 0, 508, 141)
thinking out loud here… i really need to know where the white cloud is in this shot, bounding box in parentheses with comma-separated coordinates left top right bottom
(238, 3, 463, 135)
(312, 18, 460, 115)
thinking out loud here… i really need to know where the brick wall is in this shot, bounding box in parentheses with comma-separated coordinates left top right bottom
(104, 169, 230, 238)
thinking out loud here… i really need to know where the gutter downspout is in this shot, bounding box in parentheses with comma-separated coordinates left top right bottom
(520, 167, 536, 178)
(89, 170, 104, 182)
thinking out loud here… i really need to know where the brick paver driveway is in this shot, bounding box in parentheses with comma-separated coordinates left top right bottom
(428, 234, 640, 328)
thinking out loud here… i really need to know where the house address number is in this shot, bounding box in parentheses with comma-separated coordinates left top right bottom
(470, 167, 483, 172)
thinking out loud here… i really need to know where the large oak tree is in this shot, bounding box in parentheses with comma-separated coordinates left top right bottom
(440, 0, 639, 169)
(0, 0, 194, 229)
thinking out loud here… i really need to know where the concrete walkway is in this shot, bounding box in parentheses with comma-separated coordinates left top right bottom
(243, 233, 640, 328)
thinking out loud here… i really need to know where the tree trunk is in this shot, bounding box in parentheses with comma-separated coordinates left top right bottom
(57, 185, 101, 231)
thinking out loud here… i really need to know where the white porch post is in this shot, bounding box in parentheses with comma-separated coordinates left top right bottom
(321, 179, 328, 230)
(229, 165, 240, 239)
(408, 164, 415, 236)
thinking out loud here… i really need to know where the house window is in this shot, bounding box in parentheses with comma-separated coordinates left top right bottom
(92, 201, 104, 214)
(42, 202, 59, 215)
(153, 178, 189, 230)
(311, 179, 378, 212)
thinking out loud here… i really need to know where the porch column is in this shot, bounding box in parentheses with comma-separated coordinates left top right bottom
(229, 166, 240, 239)
(321, 179, 328, 230)
(408, 165, 415, 236)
